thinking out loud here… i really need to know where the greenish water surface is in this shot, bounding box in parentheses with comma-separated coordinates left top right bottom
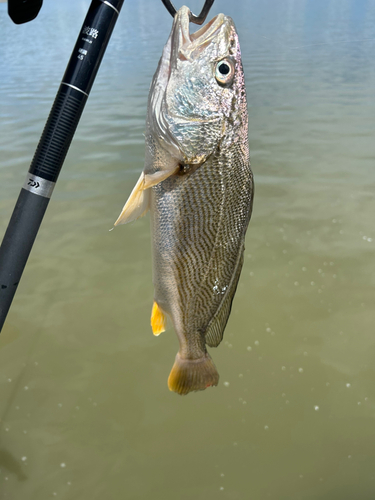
(1, 0, 375, 498)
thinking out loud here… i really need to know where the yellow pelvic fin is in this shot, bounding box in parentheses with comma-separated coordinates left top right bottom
(168, 352, 219, 396)
(151, 301, 167, 336)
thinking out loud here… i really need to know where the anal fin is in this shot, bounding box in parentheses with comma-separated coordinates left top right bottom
(205, 249, 245, 348)
(151, 301, 167, 336)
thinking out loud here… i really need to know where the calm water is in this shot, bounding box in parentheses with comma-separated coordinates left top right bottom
(1, 0, 375, 498)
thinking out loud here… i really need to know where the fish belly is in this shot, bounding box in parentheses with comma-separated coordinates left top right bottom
(150, 146, 253, 359)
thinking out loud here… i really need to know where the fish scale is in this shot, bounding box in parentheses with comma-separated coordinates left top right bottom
(115, 6, 253, 394)
(151, 144, 252, 354)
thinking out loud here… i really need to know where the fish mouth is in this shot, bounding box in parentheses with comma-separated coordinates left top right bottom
(172, 6, 225, 60)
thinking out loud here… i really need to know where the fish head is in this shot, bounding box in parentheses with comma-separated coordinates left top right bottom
(148, 6, 247, 166)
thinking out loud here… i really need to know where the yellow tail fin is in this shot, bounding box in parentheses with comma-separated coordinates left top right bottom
(151, 301, 166, 336)
(168, 352, 219, 395)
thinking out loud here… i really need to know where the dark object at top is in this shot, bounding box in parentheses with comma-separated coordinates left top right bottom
(161, 0, 215, 25)
(8, 0, 43, 24)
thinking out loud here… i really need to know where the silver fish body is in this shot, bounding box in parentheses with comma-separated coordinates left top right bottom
(115, 6, 253, 395)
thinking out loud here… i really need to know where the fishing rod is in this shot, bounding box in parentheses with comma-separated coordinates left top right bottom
(0, 0, 125, 332)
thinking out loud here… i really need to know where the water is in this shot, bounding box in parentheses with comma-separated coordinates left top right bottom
(1, 0, 375, 498)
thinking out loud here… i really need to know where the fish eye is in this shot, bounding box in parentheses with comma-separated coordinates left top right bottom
(215, 59, 235, 86)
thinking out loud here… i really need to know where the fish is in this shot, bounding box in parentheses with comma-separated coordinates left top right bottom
(115, 5, 253, 395)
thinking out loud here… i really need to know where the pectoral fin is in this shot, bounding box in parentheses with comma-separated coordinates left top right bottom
(114, 172, 149, 226)
(114, 166, 179, 226)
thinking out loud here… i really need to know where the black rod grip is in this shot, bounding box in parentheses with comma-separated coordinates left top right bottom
(29, 86, 87, 182)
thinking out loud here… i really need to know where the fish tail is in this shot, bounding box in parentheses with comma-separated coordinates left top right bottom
(167, 352, 219, 395)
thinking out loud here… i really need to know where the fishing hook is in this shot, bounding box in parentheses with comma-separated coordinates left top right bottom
(161, 0, 215, 25)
